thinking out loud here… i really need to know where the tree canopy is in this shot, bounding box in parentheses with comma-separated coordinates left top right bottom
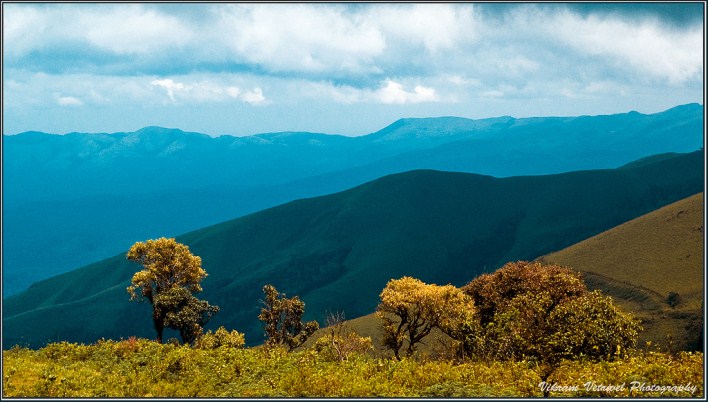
(376, 276, 476, 360)
(126, 237, 216, 344)
(461, 261, 641, 393)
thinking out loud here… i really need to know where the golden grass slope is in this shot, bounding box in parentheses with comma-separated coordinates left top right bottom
(311, 194, 704, 354)
(539, 192, 704, 351)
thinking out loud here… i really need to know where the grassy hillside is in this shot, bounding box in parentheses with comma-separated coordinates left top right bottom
(539, 192, 704, 351)
(3, 150, 703, 348)
(309, 192, 705, 354)
(4, 104, 703, 296)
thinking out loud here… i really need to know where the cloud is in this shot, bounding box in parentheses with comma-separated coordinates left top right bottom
(150, 77, 267, 105)
(306, 79, 441, 105)
(376, 80, 439, 104)
(150, 79, 185, 101)
(2, 5, 48, 59)
(56, 95, 82, 106)
(503, 5, 703, 84)
(3, 4, 192, 58)
(83, 6, 193, 54)
(226, 87, 241, 98)
(4, 3, 702, 87)
(3, 3, 703, 136)
(241, 88, 267, 105)
(367, 4, 477, 53)
(213, 4, 386, 75)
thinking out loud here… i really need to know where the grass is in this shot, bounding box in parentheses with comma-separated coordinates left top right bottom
(539, 193, 704, 351)
(3, 339, 703, 398)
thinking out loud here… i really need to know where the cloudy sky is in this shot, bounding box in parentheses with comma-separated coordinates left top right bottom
(2, 2, 704, 136)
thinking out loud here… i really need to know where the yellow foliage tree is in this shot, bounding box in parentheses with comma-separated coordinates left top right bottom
(126, 237, 210, 343)
(376, 276, 476, 360)
(462, 261, 641, 396)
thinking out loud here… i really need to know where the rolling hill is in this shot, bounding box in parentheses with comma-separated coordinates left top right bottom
(539, 192, 704, 351)
(3, 150, 703, 348)
(3, 103, 703, 296)
(306, 192, 705, 355)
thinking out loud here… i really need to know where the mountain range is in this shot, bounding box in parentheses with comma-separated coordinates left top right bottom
(3, 150, 703, 348)
(3, 103, 704, 295)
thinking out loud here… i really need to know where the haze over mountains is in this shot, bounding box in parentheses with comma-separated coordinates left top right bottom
(3, 104, 704, 295)
(3, 150, 703, 348)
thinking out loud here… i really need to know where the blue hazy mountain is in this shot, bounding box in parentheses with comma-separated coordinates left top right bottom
(3, 150, 703, 348)
(2, 103, 703, 295)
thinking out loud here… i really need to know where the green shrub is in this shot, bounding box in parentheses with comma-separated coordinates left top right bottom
(195, 327, 246, 350)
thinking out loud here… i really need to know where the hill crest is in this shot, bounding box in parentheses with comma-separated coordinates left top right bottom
(3, 150, 703, 348)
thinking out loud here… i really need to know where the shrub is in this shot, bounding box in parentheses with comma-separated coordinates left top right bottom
(312, 312, 372, 362)
(195, 327, 246, 350)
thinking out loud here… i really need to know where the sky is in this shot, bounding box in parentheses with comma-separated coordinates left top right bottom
(2, 2, 705, 137)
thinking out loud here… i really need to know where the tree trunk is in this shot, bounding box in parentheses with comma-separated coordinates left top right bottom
(153, 314, 164, 343)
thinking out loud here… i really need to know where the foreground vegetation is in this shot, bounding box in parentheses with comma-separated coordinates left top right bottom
(4, 240, 702, 398)
(3, 339, 702, 398)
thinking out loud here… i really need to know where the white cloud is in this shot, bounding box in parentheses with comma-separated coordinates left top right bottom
(83, 6, 193, 54)
(368, 4, 477, 53)
(149, 77, 267, 105)
(305, 79, 441, 105)
(241, 88, 267, 105)
(151, 79, 185, 102)
(376, 80, 439, 104)
(57, 95, 83, 106)
(3, 5, 48, 58)
(226, 87, 241, 98)
(3, 4, 193, 58)
(3, 3, 704, 136)
(4, 3, 702, 88)
(526, 7, 703, 84)
(214, 4, 386, 75)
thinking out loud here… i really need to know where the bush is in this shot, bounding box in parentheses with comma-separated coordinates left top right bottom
(195, 327, 246, 350)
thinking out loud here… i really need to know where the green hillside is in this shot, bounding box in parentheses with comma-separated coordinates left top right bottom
(5, 104, 703, 297)
(309, 192, 705, 355)
(3, 150, 703, 348)
(539, 192, 704, 351)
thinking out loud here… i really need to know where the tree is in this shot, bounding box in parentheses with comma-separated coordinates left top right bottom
(126, 237, 214, 343)
(462, 261, 641, 396)
(258, 284, 319, 351)
(462, 261, 586, 327)
(376, 277, 477, 360)
(153, 287, 219, 345)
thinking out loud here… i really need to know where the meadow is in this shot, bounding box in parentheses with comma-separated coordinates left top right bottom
(2, 338, 702, 398)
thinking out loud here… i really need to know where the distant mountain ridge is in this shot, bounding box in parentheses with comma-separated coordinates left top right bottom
(3, 150, 703, 348)
(3, 103, 704, 295)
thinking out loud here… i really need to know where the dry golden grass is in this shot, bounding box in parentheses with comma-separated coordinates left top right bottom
(310, 194, 704, 354)
(540, 193, 704, 351)
(540, 193, 703, 299)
